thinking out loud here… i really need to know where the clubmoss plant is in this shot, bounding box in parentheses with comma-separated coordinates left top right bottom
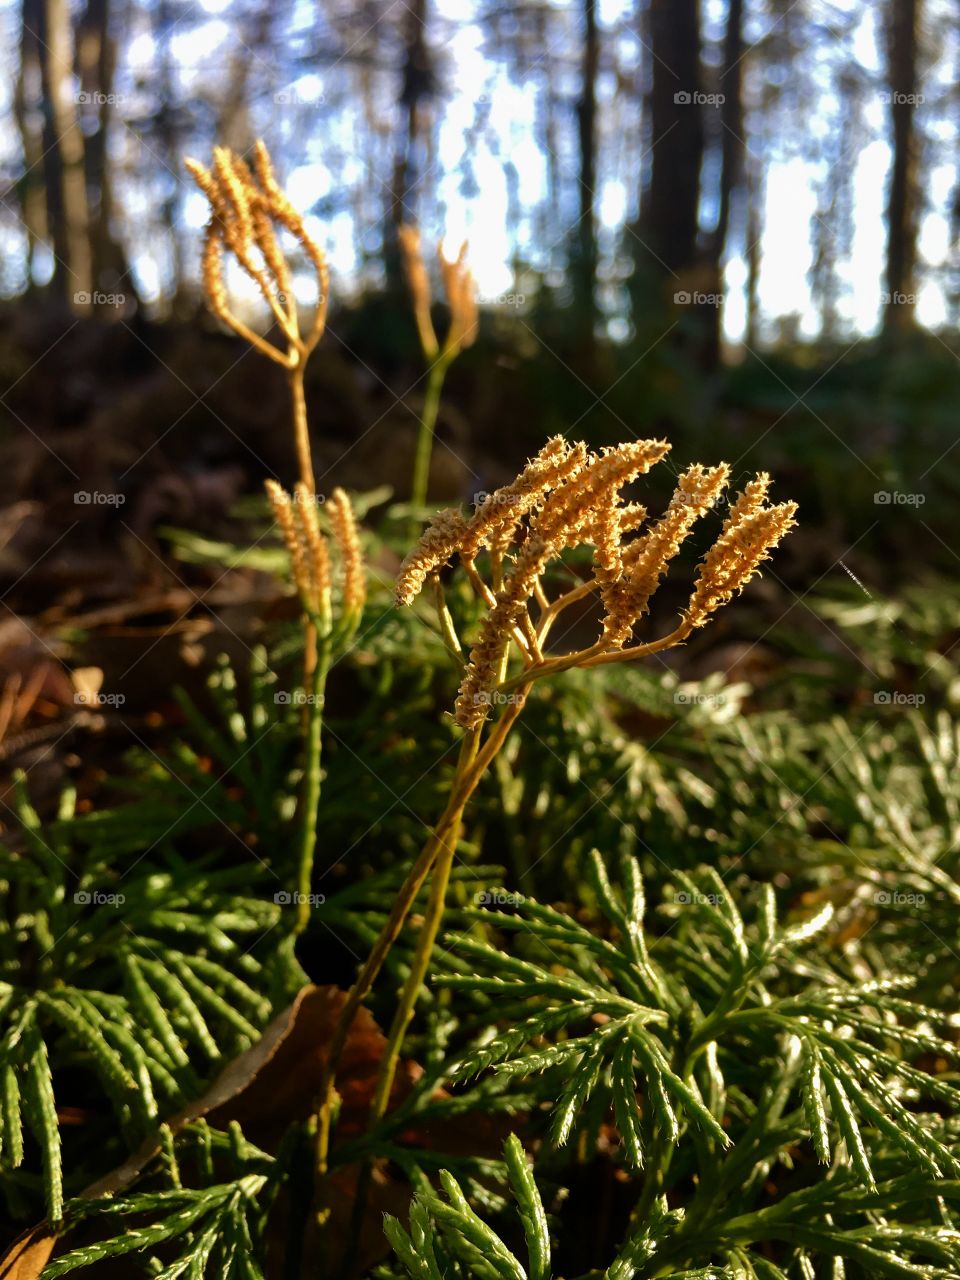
(265, 482, 365, 933)
(188, 144, 366, 939)
(185, 142, 328, 495)
(397, 224, 478, 520)
(316, 435, 796, 1172)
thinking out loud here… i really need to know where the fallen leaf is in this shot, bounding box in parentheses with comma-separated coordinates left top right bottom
(0, 1227, 57, 1280)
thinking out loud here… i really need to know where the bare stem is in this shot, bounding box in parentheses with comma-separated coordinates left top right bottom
(314, 685, 529, 1175)
(294, 640, 329, 935)
(314, 725, 481, 1174)
(366, 723, 486, 1122)
(432, 575, 464, 665)
(409, 355, 450, 528)
(367, 688, 529, 1123)
(289, 359, 314, 494)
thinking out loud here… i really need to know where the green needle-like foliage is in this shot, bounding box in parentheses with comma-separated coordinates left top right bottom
(416, 852, 960, 1278)
(384, 1134, 550, 1280)
(0, 770, 283, 1222)
(5, 504, 960, 1277)
(43, 1123, 274, 1278)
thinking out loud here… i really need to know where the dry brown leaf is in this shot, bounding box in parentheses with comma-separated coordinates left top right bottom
(0, 1227, 57, 1280)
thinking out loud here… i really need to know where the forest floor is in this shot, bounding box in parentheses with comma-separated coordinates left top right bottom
(0, 299, 952, 820)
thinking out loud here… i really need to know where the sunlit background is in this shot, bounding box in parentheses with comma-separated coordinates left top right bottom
(1, 0, 956, 346)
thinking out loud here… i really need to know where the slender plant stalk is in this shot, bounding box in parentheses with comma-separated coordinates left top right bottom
(366, 808, 466, 1121)
(409, 355, 451, 528)
(186, 144, 373, 1064)
(367, 728, 480, 1121)
(286, 360, 321, 694)
(397, 225, 476, 528)
(315, 717, 493, 1172)
(314, 687, 531, 1182)
(295, 640, 329, 935)
(288, 362, 314, 496)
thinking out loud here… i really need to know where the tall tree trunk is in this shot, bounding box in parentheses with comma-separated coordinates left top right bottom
(703, 0, 744, 365)
(37, 0, 92, 310)
(76, 0, 129, 309)
(744, 151, 762, 349)
(883, 0, 921, 335)
(15, 0, 48, 289)
(387, 0, 434, 283)
(714, 0, 743, 267)
(639, 0, 703, 278)
(156, 0, 184, 303)
(572, 0, 599, 345)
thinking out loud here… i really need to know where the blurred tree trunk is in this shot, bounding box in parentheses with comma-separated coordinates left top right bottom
(541, 46, 560, 252)
(156, 0, 184, 303)
(37, 0, 93, 310)
(387, 0, 434, 283)
(15, 0, 48, 289)
(218, 8, 271, 151)
(76, 0, 130, 308)
(883, 0, 921, 335)
(745, 161, 761, 348)
(639, 0, 703, 277)
(703, 0, 744, 366)
(572, 0, 599, 347)
(631, 0, 709, 365)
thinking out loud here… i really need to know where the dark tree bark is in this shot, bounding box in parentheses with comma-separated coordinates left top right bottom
(745, 160, 761, 348)
(15, 0, 47, 288)
(387, 0, 435, 282)
(76, 0, 130, 307)
(639, 0, 704, 277)
(703, 0, 744, 365)
(572, 0, 599, 342)
(714, 0, 743, 263)
(155, 0, 183, 302)
(883, 0, 921, 335)
(37, 0, 93, 309)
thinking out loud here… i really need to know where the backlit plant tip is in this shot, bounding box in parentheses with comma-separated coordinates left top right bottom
(396, 436, 797, 727)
